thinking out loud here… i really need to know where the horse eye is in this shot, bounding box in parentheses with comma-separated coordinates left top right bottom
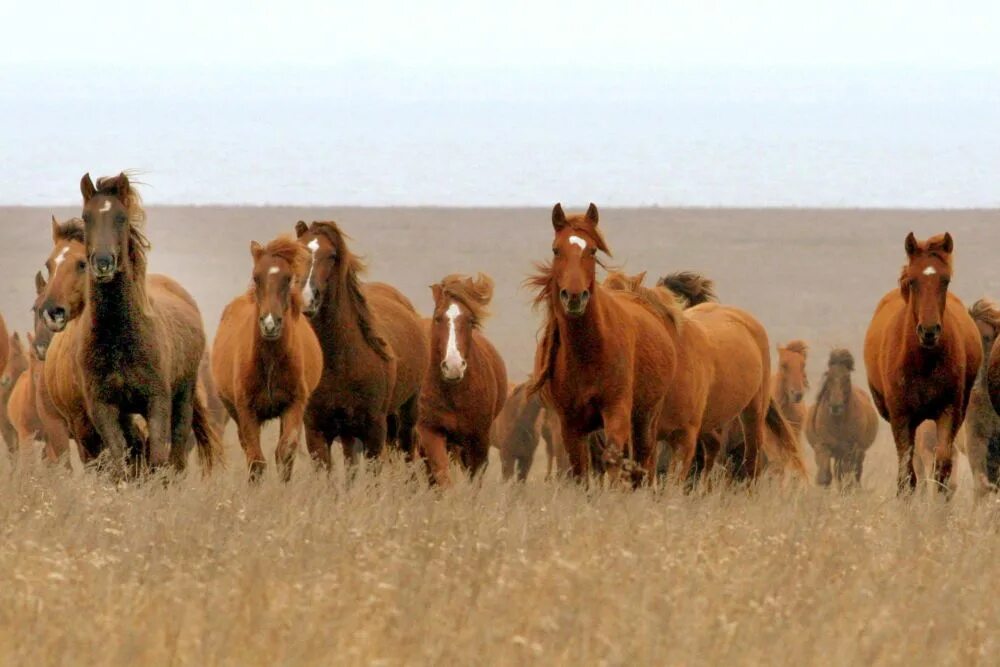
(76, 260, 86, 272)
(115, 213, 127, 224)
(589, 248, 597, 256)
(552, 248, 559, 256)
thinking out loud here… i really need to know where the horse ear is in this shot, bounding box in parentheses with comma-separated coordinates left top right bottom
(34, 271, 46, 296)
(11, 332, 20, 344)
(585, 202, 599, 225)
(430, 283, 443, 305)
(80, 173, 96, 202)
(115, 172, 130, 203)
(632, 271, 647, 288)
(295, 221, 308, 238)
(51, 215, 61, 244)
(904, 232, 918, 257)
(26, 332, 34, 347)
(552, 203, 566, 231)
(250, 240, 264, 262)
(941, 232, 954, 254)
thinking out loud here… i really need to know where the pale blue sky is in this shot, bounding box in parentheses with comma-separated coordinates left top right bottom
(6, 1, 1000, 69)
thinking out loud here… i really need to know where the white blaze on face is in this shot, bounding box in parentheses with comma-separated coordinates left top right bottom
(568, 235, 587, 252)
(923, 266, 937, 276)
(442, 302, 466, 379)
(51, 246, 70, 278)
(302, 238, 320, 305)
(99, 200, 111, 213)
(268, 266, 279, 275)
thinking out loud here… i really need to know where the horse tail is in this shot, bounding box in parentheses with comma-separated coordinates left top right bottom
(192, 390, 224, 474)
(657, 271, 718, 308)
(762, 398, 808, 480)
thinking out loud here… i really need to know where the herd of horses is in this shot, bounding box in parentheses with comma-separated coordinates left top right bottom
(3, 171, 1000, 497)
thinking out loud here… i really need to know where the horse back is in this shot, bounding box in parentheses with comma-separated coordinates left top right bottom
(146, 277, 207, 388)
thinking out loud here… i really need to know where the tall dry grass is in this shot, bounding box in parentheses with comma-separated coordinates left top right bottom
(0, 426, 997, 666)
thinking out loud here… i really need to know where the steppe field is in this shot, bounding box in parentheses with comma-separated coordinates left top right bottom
(0, 206, 999, 665)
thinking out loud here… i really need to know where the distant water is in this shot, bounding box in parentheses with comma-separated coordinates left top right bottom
(2, 65, 998, 207)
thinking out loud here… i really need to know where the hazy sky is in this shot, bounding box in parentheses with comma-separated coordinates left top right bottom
(7, 1, 1000, 69)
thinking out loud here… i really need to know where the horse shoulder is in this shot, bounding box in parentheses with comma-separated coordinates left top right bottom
(212, 295, 256, 402)
(474, 332, 508, 418)
(295, 316, 324, 392)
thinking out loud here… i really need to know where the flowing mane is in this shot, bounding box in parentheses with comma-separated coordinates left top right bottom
(602, 270, 684, 332)
(657, 271, 718, 308)
(251, 236, 310, 316)
(782, 340, 809, 356)
(969, 298, 1000, 331)
(52, 215, 85, 243)
(434, 273, 494, 327)
(309, 221, 391, 361)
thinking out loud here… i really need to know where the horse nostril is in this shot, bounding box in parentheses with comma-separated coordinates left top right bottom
(559, 289, 569, 301)
(460, 360, 468, 371)
(581, 290, 590, 300)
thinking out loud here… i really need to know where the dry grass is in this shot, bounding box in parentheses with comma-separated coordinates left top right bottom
(0, 429, 998, 667)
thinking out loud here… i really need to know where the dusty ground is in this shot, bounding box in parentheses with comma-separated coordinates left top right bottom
(0, 206, 999, 664)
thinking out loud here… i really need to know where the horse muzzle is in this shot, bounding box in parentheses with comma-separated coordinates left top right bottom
(916, 323, 942, 349)
(560, 289, 590, 318)
(440, 360, 467, 383)
(43, 306, 67, 332)
(90, 252, 118, 282)
(259, 314, 283, 340)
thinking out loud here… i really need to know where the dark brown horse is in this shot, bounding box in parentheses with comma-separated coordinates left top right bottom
(212, 236, 323, 480)
(46, 173, 218, 476)
(294, 221, 428, 468)
(530, 204, 678, 482)
(417, 274, 507, 486)
(959, 298, 1000, 498)
(864, 232, 981, 494)
(805, 349, 879, 487)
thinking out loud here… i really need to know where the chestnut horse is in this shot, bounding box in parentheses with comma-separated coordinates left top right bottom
(294, 221, 428, 468)
(601, 268, 807, 482)
(45, 173, 218, 476)
(773, 340, 809, 441)
(417, 274, 507, 486)
(0, 332, 28, 455)
(212, 236, 322, 480)
(29, 273, 72, 465)
(805, 349, 879, 487)
(530, 204, 677, 482)
(864, 232, 981, 494)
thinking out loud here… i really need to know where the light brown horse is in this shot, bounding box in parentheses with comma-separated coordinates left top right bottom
(29, 274, 72, 465)
(294, 221, 428, 468)
(8, 333, 46, 461)
(864, 232, 981, 494)
(773, 340, 809, 441)
(45, 173, 218, 476)
(805, 349, 879, 487)
(529, 204, 677, 482)
(417, 274, 507, 486)
(212, 236, 322, 480)
(0, 332, 28, 455)
(602, 269, 807, 482)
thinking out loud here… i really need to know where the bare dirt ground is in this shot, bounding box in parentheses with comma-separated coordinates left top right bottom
(0, 206, 999, 665)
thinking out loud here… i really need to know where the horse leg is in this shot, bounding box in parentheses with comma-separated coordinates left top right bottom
(464, 435, 490, 481)
(813, 443, 833, 487)
(416, 424, 451, 487)
(0, 406, 17, 459)
(146, 388, 173, 469)
(599, 405, 632, 483)
(560, 420, 591, 481)
(933, 409, 960, 498)
(303, 411, 332, 472)
(396, 395, 420, 461)
(738, 396, 767, 481)
(360, 415, 387, 460)
(275, 401, 306, 483)
(964, 429, 990, 500)
(889, 418, 917, 494)
(629, 416, 659, 487)
(89, 400, 131, 479)
(663, 428, 699, 489)
(168, 380, 196, 473)
(851, 447, 865, 487)
(234, 407, 266, 482)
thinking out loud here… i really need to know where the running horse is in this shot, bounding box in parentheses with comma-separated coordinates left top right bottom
(294, 221, 428, 468)
(0, 332, 28, 455)
(45, 173, 219, 476)
(864, 232, 980, 494)
(805, 349, 879, 487)
(773, 340, 809, 441)
(212, 236, 323, 480)
(529, 203, 678, 482)
(417, 273, 507, 486)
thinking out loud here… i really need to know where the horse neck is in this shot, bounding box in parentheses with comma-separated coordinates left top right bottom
(314, 277, 367, 358)
(552, 287, 608, 362)
(87, 261, 147, 340)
